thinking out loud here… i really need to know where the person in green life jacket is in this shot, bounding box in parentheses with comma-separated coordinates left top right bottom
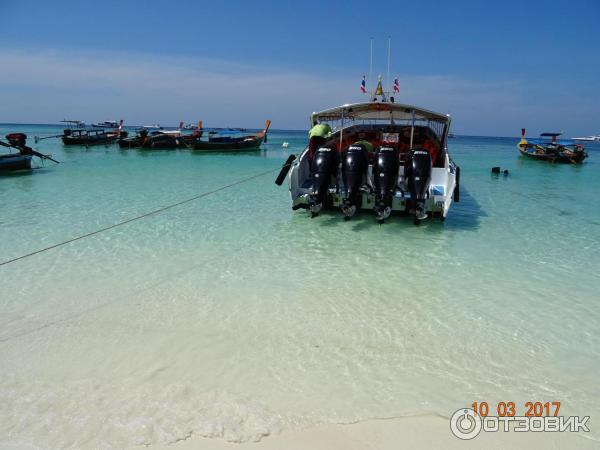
(351, 139, 375, 163)
(308, 122, 332, 163)
(353, 140, 374, 154)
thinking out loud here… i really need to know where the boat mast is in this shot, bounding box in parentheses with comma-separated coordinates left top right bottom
(386, 37, 391, 95)
(339, 108, 345, 151)
(369, 38, 374, 95)
(410, 110, 415, 148)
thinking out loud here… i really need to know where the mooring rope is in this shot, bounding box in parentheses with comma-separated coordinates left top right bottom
(0, 168, 277, 267)
(0, 250, 229, 343)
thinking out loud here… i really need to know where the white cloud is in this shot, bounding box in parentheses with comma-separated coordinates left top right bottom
(0, 48, 597, 135)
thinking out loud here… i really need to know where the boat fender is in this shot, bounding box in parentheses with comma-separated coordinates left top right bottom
(454, 166, 460, 202)
(274, 154, 297, 186)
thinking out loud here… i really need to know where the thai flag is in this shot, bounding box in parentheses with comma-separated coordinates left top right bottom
(360, 76, 366, 93)
(393, 78, 400, 93)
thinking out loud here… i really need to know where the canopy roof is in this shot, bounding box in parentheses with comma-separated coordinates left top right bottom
(540, 132, 563, 137)
(529, 139, 574, 146)
(311, 102, 450, 123)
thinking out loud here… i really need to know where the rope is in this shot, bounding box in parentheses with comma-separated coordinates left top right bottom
(0, 168, 277, 268)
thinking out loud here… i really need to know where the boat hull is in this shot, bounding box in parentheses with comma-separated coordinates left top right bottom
(0, 154, 32, 171)
(518, 146, 587, 164)
(118, 135, 193, 149)
(62, 134, 123, 146)
(189, 136, 264, 152)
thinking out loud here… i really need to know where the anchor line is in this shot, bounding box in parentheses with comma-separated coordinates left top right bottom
(0, 168, 277, 267)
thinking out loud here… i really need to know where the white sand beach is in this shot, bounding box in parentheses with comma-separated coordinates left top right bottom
(133, 416, 597, 450)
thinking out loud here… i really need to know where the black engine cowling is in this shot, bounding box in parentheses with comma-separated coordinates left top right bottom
(6, 133, 27, 147)
(341, 143, 369, 219)
(405, 149, 432, 221)
(373, 146, 399, 221)
(310, 146, 339, 216)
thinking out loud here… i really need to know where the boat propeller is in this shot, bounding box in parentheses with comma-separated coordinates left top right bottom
(375, 205, 392, 224)
(340, 203, 357, 221)
(309, 198, 323, 218)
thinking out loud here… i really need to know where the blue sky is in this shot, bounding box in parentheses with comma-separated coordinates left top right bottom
(0, 0, 599, 135)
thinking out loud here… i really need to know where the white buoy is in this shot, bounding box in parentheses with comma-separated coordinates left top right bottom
(282, 142, 289, 148)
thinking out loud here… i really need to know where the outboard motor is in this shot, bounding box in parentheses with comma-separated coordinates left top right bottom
(404, 148, 432, 223)
(309, 146, 338, 217)
(373, 146, 399, 223)
(6, 133, 27, 148)
(341, 143, 369, 220)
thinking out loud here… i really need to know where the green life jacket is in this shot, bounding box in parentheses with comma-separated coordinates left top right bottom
(354, 140, 374, 153)
(308, 123, 332, 139)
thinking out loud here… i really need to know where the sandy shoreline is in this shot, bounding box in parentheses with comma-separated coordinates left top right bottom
(116, 415, 597, 450)
(1, 415, 597, 450)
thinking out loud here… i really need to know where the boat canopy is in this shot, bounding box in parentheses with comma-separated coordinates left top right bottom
(528, 138, 575, 146)
(311, 102, 450, 124)
(540, 132, 563, 137)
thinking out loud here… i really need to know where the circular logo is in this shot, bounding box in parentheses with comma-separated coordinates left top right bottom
(450, 408, 482, 440)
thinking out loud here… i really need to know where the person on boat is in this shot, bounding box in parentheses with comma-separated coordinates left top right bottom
(308, 122, 332, 163)
(421, 137, 439, 166)
(353, 139, 374, 154)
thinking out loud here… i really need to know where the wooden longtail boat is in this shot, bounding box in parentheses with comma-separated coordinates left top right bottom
(62, 124, 127, 146)
(517, 129, 587, 164)
(0, 133, 59, 172)
(118, 122, 202, 149)
(188, 120, 270, 152)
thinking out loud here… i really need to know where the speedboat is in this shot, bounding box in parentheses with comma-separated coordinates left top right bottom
(141, 124, 163, 131)
(572, 135, 600, 142)
(92, 120, 119, 128)
(518, 129, 587, 164)
(276, 101, 460, 224)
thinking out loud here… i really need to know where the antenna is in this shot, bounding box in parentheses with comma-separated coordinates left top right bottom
(369, 38, 373, 94)
(387, 37, 391, 94)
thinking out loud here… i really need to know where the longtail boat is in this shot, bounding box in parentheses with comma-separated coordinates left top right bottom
(517, 129, 587, 164)
(62, 120, 127, 146)
(1, 133, 59, 172)
(35, 120, 127, 146)
(188, 120, 270, 152)
(118, 122, 203, 149)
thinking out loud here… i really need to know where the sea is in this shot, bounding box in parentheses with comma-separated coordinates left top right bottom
(1, 124, 599, 449)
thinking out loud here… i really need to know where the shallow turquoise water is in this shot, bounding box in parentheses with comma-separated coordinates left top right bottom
(1, 125, 599, 448)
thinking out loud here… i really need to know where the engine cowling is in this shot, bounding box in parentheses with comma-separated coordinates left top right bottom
(341, 143, 369, 219)
(405, 149, 432, 221)
(6, 133, 27, 147)
(373, 146, 399, 222)
(309, 146, 338, 216)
